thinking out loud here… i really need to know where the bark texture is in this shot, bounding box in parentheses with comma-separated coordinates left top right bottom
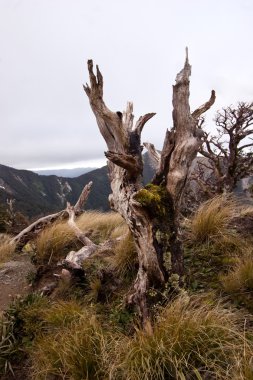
(84, 50, 215, 326)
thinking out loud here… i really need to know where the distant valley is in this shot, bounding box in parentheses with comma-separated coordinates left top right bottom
(0, 154, 154, 218)
(0, 155, 251, 219)
(0, 164, 111, 217)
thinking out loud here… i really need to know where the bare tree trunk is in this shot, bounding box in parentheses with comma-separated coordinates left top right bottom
(83, 50, 215, 328)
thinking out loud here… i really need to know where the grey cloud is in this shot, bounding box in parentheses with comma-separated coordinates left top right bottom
(0, 0, 252, 169)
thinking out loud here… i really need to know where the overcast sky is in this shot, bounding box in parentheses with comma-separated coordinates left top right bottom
(0, 0, 252, 170)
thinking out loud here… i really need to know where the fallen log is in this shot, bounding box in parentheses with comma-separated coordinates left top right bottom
(11, 181, 93, 249)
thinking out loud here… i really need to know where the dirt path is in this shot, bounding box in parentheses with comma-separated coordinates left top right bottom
(0, 253, 35, 313)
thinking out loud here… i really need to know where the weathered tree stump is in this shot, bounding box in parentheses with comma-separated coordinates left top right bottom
(84, 49, 215, 328)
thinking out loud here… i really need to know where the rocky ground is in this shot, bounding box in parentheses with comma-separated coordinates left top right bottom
(0, 253, 34, 314)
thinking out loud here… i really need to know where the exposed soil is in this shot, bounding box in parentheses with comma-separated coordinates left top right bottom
(0, 253, 35, 314)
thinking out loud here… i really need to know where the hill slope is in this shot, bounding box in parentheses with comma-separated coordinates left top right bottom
(1, 154, 251, 219)
(0, 154, 155, 218)
(0, 164, 111, 217)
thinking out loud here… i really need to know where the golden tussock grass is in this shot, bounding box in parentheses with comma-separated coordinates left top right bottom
(221, 255, 253, 294)
(29, 295, 253, 380)
(35, 221, 76, 265)
(187, 195, 247, 254)
(43, 300, 84, 328)
(108, 232, 138, 278)
(30, 309, 114, 380)
(0, 234, 16, 264)
(111, 295, 253, 380)
(34, 211, 125, 264)
(77, 211, 125, 242)
(238, 205, 253, 218)
(189, 195, 237, 243)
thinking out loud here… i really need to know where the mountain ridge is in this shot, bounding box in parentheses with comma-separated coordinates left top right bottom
(0, 155, 251, 219)
(0, 153, 155, 218)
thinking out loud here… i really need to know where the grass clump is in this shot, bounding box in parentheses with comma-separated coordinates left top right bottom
(35, 221, 77, 265)
(184, 195, 248, 292)
(112, 295, 253, 380)
(220, 255, 253, 311)
(221, 256, 253, 294)
(42, 300, 83, 328)
(0, 317, 17, 376)
(77, 211, 125, 243)
(185, 195, 248, 291)
(31, 311, 112, 380)
(189, 195, 239, 247)
(0, 234, 16, 264)
(34, 211, 125, 264)
(1, 295, 91, 377)
(0, 294, 50, 377)
(6, 293, 50, 340)
(109, 232, 138, 278)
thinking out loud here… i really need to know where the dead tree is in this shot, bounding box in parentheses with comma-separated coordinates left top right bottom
(12, 181, 99, 292)
(196, 102, 253, 195)
(83, 50, 215, 326)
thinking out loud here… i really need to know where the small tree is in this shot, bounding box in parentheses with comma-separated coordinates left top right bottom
(83, 51, 215, 327)
(193, 102, 253, 197)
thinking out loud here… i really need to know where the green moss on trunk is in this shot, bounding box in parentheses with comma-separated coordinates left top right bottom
(134, 183, 184, 282)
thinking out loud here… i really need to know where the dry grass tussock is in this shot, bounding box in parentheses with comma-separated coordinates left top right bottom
(221, 255, 253, 294)
(111, 295, 253, 380)
(35, 211, 125, 264)
(108, 232, 138, 278)
(76, 211, 126, 242)
(188, 195, 246, 252)
(28, 295, 253, 380)
(30, 308, 114, 380)
(238, 205, 253, 217)
(0, 234, 16, 264)
(35, 221, 76, 264)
